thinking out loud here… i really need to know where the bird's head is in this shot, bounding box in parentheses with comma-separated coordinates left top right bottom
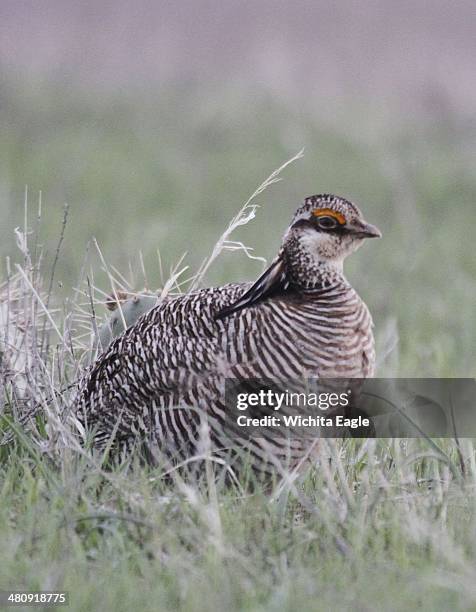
(283, 194, 381, 273)
(215, 193, 381, 319)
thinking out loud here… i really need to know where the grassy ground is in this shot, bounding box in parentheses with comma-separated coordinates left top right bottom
(2, 435, 476, 611)
(1, 79, 475, 611)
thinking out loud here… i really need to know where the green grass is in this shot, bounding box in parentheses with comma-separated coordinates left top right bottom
(1, 437, 476, 611)
(1, 76, 475, 611)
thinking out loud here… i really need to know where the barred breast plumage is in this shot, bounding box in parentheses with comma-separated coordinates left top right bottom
(75, 194, 381, 473)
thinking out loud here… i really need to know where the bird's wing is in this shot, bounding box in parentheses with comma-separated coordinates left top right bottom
(75, 284, 261, 440)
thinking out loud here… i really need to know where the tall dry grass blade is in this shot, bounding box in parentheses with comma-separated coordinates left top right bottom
(190, 149, 304, 290)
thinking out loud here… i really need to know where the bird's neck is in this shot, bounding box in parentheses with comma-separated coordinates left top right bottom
(290, 261, 348, 290)
(282, 246, 348, 291)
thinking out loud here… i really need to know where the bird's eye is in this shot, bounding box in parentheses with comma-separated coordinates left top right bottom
(316, 216, 339, 230)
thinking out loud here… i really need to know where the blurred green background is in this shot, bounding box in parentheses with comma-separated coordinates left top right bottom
(1, 0, 475, 377)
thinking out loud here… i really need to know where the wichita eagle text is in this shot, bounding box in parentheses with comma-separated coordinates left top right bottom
(236, 414, 369, 429)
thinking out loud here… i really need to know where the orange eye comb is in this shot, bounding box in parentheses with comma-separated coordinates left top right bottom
(312, 208, 346, 225)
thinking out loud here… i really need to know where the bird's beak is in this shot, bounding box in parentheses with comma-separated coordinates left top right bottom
(347, 220, 382, 239)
